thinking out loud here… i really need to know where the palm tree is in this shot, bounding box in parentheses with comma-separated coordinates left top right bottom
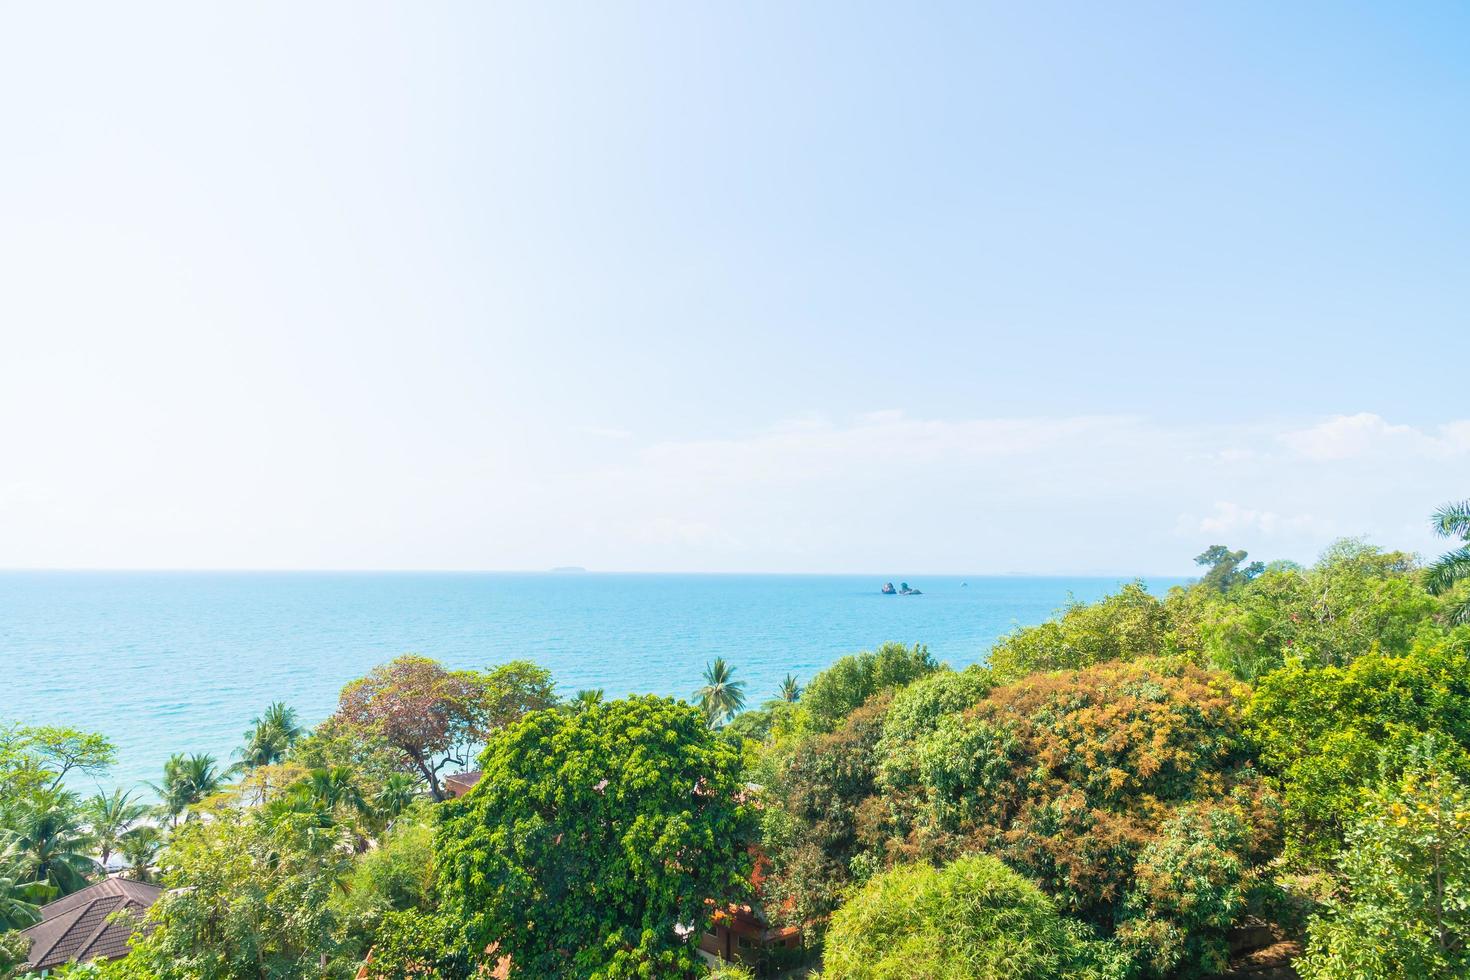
(570, 689, 604, 713)
(118, 826, 162, 883)
(152, 753, 225, 826)
(777, 674, 802, 703)
(291, 767, 367, 819)
(237, 702, 305, 770)
(372, 773, 420, 826)
(83, 788, 150, 867)
(694, 658, 746, 726)
(0, 855, 53, 929)
(1428, 499, 1470, 625)
(3, 792, 100, 896)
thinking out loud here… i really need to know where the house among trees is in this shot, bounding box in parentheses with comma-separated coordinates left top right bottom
(21, 878, 163, 972)
(698, 850, 802, 969)
(443, 769, 482, 798)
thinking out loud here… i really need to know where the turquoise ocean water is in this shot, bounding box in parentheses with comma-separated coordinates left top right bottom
(2, 572, 1185, 792)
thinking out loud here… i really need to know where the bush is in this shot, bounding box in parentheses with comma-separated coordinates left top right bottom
(823, 854, 1115, 979)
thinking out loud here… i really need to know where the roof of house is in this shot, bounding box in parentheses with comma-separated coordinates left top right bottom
(443, 769, 483, 797)
(21, 877, 163, 969)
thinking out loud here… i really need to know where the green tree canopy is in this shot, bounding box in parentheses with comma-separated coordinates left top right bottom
(436, 696, 752, 979)
(823, 853, 1119, 980)
(1195, 545, 1265, 592)
(1298, 748, 1470, 979)
(1246, 629, 1470, 863)
(800, 642, 938, 732)
(986, 582, 1170, 682)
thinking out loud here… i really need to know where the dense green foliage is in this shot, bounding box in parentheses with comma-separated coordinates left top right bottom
(799, 642, 939, 733)
(7, 515, 1470, 979)
(437, 696, 753, 978)
(823, 854, 1120, 980)
(1298, 750, 1470, 978)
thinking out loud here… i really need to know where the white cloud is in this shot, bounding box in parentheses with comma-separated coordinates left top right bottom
(1280, 413, 1470, 461)
(1190, 501, 1323, 536)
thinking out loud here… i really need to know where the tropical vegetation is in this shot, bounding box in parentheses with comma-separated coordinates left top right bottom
(3, 501, 1470, 978)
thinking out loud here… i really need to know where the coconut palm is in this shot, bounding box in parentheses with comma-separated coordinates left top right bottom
(372, 773, 420, 826)
(118, 825, 163, 883)
(83, 788, 150, 867)
(152, 752, 225, 826)
(0, 855, 53, 929)
(3, 792, 100, 896)
(569, 689, 604, 713)
(1428, 499, 1470, 625)
(237, 702, 305, 770)
(694, 658, 746, 726)
(291, 766, 367, 819)
(777, 674, 802, 703)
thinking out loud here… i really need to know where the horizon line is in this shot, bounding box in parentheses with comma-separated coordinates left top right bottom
(0, 566, 1197, 579)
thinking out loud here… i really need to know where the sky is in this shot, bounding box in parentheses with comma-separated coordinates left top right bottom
(1, 2, 1467, 575)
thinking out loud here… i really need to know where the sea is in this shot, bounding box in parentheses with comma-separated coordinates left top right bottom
(1, 571, 1186, 793)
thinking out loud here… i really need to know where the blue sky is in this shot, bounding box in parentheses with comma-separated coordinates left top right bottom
(1, 3, 1467, 573)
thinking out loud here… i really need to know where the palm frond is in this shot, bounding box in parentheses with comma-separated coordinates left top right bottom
(1425, 545, 1470, 595)
(1431, 500, 1470, 540)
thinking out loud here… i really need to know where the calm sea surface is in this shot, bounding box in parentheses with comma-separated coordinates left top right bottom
(2, 572, 1185, 792)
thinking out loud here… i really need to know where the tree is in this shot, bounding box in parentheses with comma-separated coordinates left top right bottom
(569, 688, 605, 713)
(776, 674, 802, 704)
(1197, 540, 1436, 680)
(118, 825, 162, 883)
(437, 696, 753, 978)
(334, 656, 495, 801)
(1298, 751, 1470, 979)
(800, 642, 939, 732)
(0, 928, 31, 979)
(83, 788, 150, 866)
(1246, 631, 1470, 863)
(0, 853, 51, 929)
(2, 791, 99, 896)
(237, 702, 305, 770)
(822, 854, 1120, 979)
(122, 809, 355, 978)
(695, 657, 747, 726)
(370, 773, 421, 828)
(868, 659, 1278, 964)
(761, 696, 891, 929)
(279, 766, 369, 828)
(480, 660, 558, 728)
(987, 583, 1170, 682)
(152, 753, 225, 826)
(1195, 545, 1265, 592)
(1427, 499, 1470, 625)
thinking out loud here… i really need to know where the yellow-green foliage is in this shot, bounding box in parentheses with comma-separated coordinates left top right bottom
(987, 583, 1173, 683)
(799, 642, 939, 733)
(1246, 629, 1470, 862)
(823, 854, 1120, 980)
(1298, 753, 1470, 979)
